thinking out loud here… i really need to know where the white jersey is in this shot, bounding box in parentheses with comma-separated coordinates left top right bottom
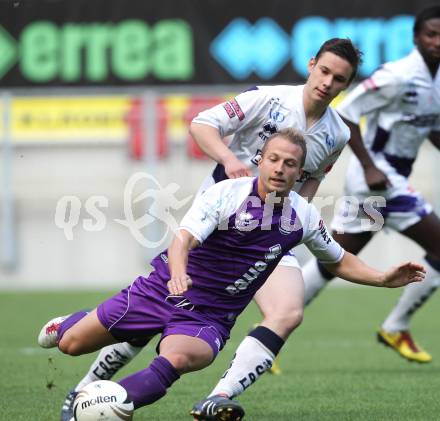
(338, 48, 440, 182)
(332, 48, 438, 233)
(193, 85, 350, 191)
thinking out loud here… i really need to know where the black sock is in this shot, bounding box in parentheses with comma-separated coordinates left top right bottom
(248, 326, 284, 356)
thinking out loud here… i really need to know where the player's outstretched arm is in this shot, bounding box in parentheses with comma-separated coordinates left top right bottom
(167, 229, 199, 295)
(323, 251, 425, 288)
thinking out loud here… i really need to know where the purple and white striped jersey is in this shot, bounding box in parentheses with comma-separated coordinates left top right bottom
(192, 85, 350, 190)
(151, 177, 344, 325)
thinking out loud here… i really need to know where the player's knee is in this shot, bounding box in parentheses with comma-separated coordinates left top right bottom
(282, 307, 304, 331)
(265, 307, 303, 334)
(164, 350, 212, 374)
(259, 297, 301, 320)
(58, 333, 85, 356)
(258, 302, 278, 318)
(164, 352, 192, 373)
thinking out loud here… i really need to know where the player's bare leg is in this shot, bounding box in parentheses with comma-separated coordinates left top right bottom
(39, 309, 124, 420)
(159, 334, 214, 374)
(303, 231, 373, 304)
(57, 309, 117, 355)
(256, 266, 305, 338)
(206, 266, 302, 399)
(379, 212, 440, 363)
(255, 266, 304, 375)
(38, 309, 116, 354)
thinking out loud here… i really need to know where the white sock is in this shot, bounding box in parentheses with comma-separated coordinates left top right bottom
(209, 336, 275, 398)
(302, 259, 333, 305)
(382, 259, 440, 332)
(74, 342, 143, 391)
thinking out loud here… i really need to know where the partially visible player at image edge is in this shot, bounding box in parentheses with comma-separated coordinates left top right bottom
(303, 5, 440, 365)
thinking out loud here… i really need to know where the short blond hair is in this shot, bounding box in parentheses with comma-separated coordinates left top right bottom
(261, 128, 307, 168)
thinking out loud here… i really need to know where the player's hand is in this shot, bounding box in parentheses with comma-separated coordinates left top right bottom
(381, 262, 426, 288)
(364, 165, 391, 190)
(167, 274, 193, 295)
(224, 158, 252, 179)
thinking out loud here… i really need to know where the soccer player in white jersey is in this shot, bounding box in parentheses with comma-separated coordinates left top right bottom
(40, 130, 424, 421)
(59, 38, 362, 421)
(303, 5, 440, 364)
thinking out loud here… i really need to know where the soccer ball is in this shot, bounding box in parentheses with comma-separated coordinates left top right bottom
(73, 380, 134, 421)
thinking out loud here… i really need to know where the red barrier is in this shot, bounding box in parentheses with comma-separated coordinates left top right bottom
(126, 95, 229, 161)
(126, 97, 168, 160)
(185, 96, 224, 159)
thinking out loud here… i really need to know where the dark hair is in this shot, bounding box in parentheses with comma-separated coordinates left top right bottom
(315, 38, 362, 83)
(262, 128, 307, 168)
(414, 6, 440, 35)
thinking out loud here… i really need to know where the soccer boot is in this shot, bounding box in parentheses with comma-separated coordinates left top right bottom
(377, 329, 432, 363)
(60, 388, 77, 421)
(190, 395, 245, 421)
(269, 355, 282, 375)
(38, 314, 71, 348)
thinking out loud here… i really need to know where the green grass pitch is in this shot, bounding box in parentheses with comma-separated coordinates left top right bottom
(1, 286, 439, 420)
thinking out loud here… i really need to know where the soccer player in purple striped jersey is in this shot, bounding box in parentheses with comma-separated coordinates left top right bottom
(38, 130, 425, 420)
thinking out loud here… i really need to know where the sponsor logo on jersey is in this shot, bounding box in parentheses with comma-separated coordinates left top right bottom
(225, 244, 282, 295)
(258, 121, 278, 141)
(250, 148, 263, 166)
(223, 102, 236, 118)
(325, 133, 336, 149)
(402, 86, 418, 105)
(234, 211, 254, 230)
(278, 215, 295, 235)
(265, 244, 283, 261)
(401, 113, 439, 127)
(318, 219, 332, 244)
(270, 110, 285, 122)
(229, 98, 245, 121)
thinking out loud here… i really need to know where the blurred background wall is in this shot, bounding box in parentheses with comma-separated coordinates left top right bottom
(0, 0, 438, 289)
